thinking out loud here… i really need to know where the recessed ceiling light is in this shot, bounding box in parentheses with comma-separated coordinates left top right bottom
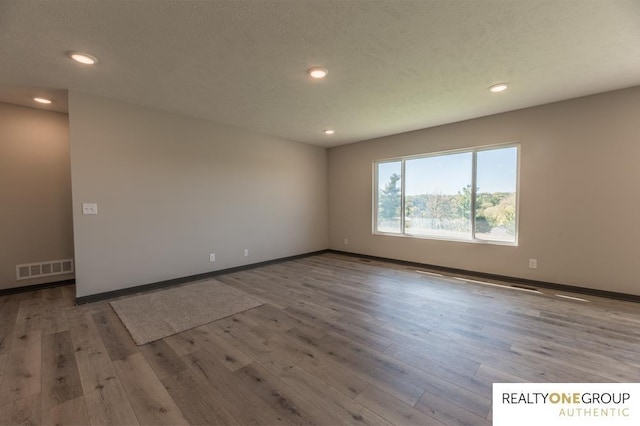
(33, 97, 52, 104)
(489, 83, 509, 93)
(68, 52, 98, 65)
(308, 67, 328, 79)
(323, 129, 335, 135)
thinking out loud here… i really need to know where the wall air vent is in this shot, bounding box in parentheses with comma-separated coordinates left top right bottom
(16, 259, 74, 280)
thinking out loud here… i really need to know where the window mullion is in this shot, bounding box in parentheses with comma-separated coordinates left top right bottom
(470, 151, 477, 240)
(401, 159, 406, 234)
(373, 163, 379, 233)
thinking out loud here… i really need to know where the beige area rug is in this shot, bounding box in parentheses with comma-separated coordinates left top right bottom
(110, 278, 263, 345)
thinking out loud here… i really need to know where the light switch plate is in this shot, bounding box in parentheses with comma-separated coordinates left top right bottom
(82, 203, 98, 215)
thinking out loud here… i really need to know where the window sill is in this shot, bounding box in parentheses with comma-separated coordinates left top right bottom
(372, 231, 518, 246)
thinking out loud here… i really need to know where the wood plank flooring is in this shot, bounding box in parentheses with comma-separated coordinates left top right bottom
(1, 252, 639, 425)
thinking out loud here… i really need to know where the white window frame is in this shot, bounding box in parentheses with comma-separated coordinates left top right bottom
(372, 143, 520, 246)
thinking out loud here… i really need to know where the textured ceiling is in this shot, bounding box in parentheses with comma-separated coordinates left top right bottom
(1, 0, 639, 147)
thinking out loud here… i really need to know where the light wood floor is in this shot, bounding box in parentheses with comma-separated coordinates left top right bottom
(1, 253, 639, 425)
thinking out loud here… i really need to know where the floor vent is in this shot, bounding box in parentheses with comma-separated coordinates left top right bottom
(453, 276, 542, 294)
(16, 259, 74, 280)
(416, 270, 444, 277)
(512, 284, 539, 292)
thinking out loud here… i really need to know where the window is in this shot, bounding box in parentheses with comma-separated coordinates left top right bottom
(374, 145, 519, 244)
(376, 161, 402, 233)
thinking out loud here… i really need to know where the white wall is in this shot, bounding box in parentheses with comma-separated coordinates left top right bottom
(69, 92, 328, 298)
(0, 103, 74, 290)
(328, 87, 640, 296)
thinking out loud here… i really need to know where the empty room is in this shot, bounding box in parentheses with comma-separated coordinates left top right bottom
(1, 1, 639, 425)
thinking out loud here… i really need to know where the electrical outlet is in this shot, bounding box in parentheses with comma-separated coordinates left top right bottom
(82, 203, 98, 215)
(344, 238, 349, 245)
(529, 258, 538, 269)
(243, 249, 249, 257)
(209, 253, 215, 262)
